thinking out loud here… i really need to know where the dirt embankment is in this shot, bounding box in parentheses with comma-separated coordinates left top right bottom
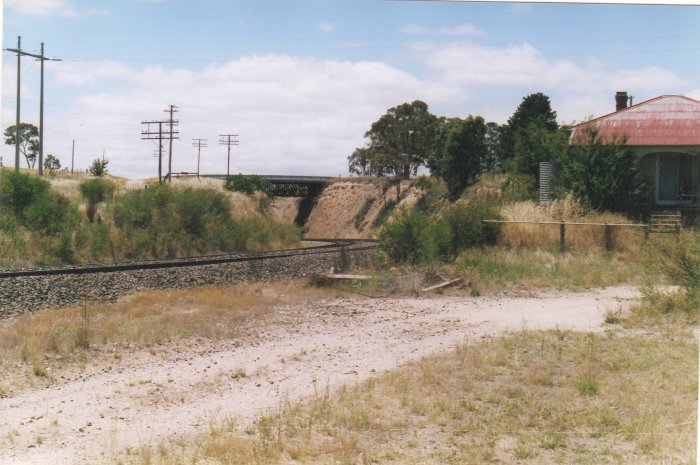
(51, 174, 423, 239)
(302, 180, 420, 239)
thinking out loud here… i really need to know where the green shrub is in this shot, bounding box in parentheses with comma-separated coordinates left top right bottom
(379, 199, 502, 265)
(653, 231, 700, 294)
(88, 158, 109, 177)
(110, 184, 298, 259)
(0, 171, 51, 217)
(441, 200, 501, 254)
(223, 174, 272, 194)
(0, 171, 78, 234)
(79, 178, 116, 222)
(23, 194, 78, 234)
(501, 174, 537, 202)
(555, 127, 647, 215)
(379, 208, 431, 264)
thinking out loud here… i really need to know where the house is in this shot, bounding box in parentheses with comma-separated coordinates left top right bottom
(569, 93, 700, 211)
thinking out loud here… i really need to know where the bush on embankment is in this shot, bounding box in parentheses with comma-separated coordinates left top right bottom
(379, 198, 501, 264)
(111, 183, 299, 258)
(0, 171, 79, 266)
(0, 172, 300, 267)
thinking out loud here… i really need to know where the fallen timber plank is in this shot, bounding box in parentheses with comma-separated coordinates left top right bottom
(325, 274, 373, 280)
(422, 277, 464, 292)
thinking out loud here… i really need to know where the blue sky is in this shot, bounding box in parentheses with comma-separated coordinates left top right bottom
(2, 0, 700, 178)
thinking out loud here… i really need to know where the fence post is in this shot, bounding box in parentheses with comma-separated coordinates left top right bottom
(604, 223, 612, 251)
(559, 221, 566, 252)
(644, 224, 649, 242)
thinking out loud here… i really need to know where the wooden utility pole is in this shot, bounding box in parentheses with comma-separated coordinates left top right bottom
(5, 36, 22, 172)
(192, 138, 207, 178)
(4, 38, 61, 175)
(219, 134, 239, 177)
(164, 105, 179, 183)
(71, 139, 75, 174)
(141, 120, 169, 183)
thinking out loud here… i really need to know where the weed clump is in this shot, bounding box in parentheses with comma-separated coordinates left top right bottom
(379, 198, 501, 265)
(79, 178, 116, 222)
(630, 231, 700, 325)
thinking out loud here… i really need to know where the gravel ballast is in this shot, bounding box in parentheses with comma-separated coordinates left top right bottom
(0, 246, 371, 317)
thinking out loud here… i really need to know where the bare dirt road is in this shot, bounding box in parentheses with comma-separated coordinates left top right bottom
(0, 286, 640, 465)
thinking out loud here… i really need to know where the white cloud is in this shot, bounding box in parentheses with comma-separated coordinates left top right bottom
(53, 61, 134, 86)
(318, 21, 334, 34)
(401, 24, 429, 35)
(37, 55, 424, 178)
(5, 0, 109, 17)
(10, 39, 688, 179)
(412, 40, 685, 122)
(436, 24, 485, 36)
(402, 23, 483, 36)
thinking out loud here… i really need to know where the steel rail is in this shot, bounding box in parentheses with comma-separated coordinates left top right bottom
(482, 220, 648, 227)
(0, 240, 378, 279)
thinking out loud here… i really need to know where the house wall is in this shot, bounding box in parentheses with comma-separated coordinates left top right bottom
(635, 147, 700, 207)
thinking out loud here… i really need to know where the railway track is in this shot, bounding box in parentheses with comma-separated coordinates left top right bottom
(0, 239, 378, 279)
(0, 239, 379, 316)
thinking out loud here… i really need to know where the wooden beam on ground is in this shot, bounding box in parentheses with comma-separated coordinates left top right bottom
(421, 277, 463, 292)
(325, 274, 373, 280)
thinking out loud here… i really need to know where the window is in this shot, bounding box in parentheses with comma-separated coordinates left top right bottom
(656, 153, 698, 205)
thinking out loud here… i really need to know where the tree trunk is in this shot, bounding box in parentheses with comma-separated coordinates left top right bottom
(395, 175, 401, 203)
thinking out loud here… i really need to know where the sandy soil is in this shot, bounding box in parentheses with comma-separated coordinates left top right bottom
(0, 286, 640, 465)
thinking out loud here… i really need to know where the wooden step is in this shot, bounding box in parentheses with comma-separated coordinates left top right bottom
(649, 212, 682, 234)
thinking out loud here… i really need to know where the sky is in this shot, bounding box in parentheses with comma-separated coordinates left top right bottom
(2, 0, 700, 179)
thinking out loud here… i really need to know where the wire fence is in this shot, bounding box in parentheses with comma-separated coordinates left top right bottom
(483, 220, 650, 252)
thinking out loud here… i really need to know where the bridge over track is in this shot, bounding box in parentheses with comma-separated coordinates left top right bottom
(202, 174, 334, 197)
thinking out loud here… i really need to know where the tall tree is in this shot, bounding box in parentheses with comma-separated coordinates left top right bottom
(483, 122, 504, 172)
(428, 116, 488, 200)
(43, 154, 61, 174)
(499, 93, 559, 163)
(4, 123, 39, 169)
(510, 123, 569, 182)
(556, 126, 647, 214)
(348, 100, 438, 201)
(508, 92, 558, 133)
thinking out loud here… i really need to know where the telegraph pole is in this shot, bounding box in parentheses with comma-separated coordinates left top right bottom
(142, 119, 177, 183)
(219, 134, 239, 177)
(35, 43, 62, 176)
(192, 138, 207, 178)
(4, 38, 61, 175)
(141, 121, 164, 183)
(164, 105, 178, 183)
(5, 36, 21, 172)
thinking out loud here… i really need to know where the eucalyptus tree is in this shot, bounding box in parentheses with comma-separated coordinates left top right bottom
(348, 100, 438, 202)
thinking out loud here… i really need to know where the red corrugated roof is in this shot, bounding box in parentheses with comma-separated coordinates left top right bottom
(570, 95, 700, 146)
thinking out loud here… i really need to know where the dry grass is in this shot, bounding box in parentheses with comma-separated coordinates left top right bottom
(499, 196, 644, 254)
(0, 281, 332, 396)
(456, 247, 643, 293)
(126, 329, 697, 465)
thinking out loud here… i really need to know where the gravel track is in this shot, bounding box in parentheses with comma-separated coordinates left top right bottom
(0, 285, 640, 465)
